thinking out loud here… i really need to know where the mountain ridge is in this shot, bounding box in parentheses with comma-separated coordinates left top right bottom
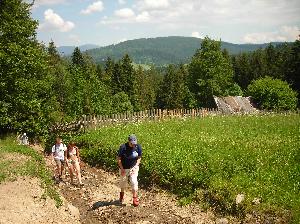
(58, 44, 99, 55)
(58, 36, 287, 65)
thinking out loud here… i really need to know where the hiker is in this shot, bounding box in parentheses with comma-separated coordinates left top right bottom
(117, 134, 142, 207)
(51, 137, 67, 181)
(66, 141, 83, 186)
(17, 133, 29, 145)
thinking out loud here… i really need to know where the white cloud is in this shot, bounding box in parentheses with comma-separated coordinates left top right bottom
(118, 0, 126, 5)
(243, 26, 300, 43)
(81, 1, 104, 15)
(137, 0, 170, 11)
(191, 31, 203, 39)
(100, 10, 150, 24)
(136, 11, 150, 22)
(281, 26, 300, 40)
(33, 0, 67, 6)
(114, 8, 135, 18)
(39, 9, 75, 32)
(118, 38, 128, 43)
(68, 34, 81, 44)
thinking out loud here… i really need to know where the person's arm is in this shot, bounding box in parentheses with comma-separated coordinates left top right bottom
(117, 156, 126, 176)
(52, 145, 56, 158)
(76, 146, 80, 162)
(136, 157, 141, 166)
(63, 144, 68, 164)
(136, 145, 142, 166)
(117, 145, 125, 176)
(64, 146, 68, 162)
(117, 156, 123, 169)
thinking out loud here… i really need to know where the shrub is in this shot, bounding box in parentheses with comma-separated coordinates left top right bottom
(247, 76, 298, 110)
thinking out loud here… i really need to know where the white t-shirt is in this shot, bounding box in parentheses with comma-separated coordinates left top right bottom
(52, 143, 67, 160)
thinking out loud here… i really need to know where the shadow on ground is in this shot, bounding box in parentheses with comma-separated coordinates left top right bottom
(91, 200, 124, 210)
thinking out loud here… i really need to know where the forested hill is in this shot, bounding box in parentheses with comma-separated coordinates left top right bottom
(82, 36, 284, 65)
(58, 44, 99, 55)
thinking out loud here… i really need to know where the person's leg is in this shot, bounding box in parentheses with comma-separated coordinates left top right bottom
(60, 160, 65, 180)
(55, 159, 62, 179)
(119, 169, 129, 202)
(74, 160, 83, 185)
(129, 166, 139, 206)
(68, 162, 74, 184)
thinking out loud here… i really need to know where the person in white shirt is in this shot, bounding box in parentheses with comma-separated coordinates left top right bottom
(52, 137, 67, 181)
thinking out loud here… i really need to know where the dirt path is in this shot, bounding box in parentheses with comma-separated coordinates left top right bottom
(0, 176, 80, 224)
(30, 144, 221, 224)
(59, 164, 218, 224)
(0, 147, 80, 224)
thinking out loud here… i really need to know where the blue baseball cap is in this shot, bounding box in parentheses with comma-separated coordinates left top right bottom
(128, 134, 137, 144)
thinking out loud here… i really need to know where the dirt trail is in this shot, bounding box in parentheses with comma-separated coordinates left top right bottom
(31, 144, 220, 224)
(0, 177, 80, 224)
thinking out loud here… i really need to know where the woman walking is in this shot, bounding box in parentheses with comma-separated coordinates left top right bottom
(66, 142, 83, 186)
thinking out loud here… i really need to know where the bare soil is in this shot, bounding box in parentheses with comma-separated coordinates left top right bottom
(0, 176, 81, 224)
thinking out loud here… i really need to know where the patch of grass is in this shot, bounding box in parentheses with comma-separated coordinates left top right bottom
(75, 113, 300, 222)
(0, 136, 62, 207)
(0, 160, 11, 183)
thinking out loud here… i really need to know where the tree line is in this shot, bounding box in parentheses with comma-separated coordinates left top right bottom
(0, 0, 299, 138)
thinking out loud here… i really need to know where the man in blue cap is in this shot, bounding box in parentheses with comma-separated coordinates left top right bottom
(117, 134, 142, 207)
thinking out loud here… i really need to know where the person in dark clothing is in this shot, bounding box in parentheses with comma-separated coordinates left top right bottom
(117, 134, 142, 207)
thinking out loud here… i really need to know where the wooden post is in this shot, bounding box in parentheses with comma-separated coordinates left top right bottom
(152, 109, 155, 121)
(83, 115, 87, 132)
(93, 115, 97, 130)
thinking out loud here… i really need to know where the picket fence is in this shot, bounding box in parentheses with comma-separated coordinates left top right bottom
(52, 108, 221, 132)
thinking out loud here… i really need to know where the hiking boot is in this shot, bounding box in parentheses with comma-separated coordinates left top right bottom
(119, 192, 124, 203)
(133, 197, 139, 207)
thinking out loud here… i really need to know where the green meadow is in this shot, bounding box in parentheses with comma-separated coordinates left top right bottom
(75, 114, 300, 222)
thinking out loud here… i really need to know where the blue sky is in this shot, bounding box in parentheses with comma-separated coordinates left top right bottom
(30, 0, 300, 47)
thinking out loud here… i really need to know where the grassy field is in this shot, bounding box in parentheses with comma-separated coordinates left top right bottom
(74, 114, 300, 222)
(0, 136, 62, 207)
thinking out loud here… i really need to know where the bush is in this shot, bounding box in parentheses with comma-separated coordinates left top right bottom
(247, 76, 298, 110)
(111, 92, 133, 114)
(227, 83, 243, 96)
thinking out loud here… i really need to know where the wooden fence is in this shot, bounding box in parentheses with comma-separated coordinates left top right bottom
(52, 108, 221, 132)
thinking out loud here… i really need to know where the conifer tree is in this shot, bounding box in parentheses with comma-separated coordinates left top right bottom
(71, 47, 85, 67)
(157, 65, 186, 109)
(136, 66, 156, 110)
(48, 40, 61, 66)
(286, 37, 300, 100)
(104, 57, 114, 86)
